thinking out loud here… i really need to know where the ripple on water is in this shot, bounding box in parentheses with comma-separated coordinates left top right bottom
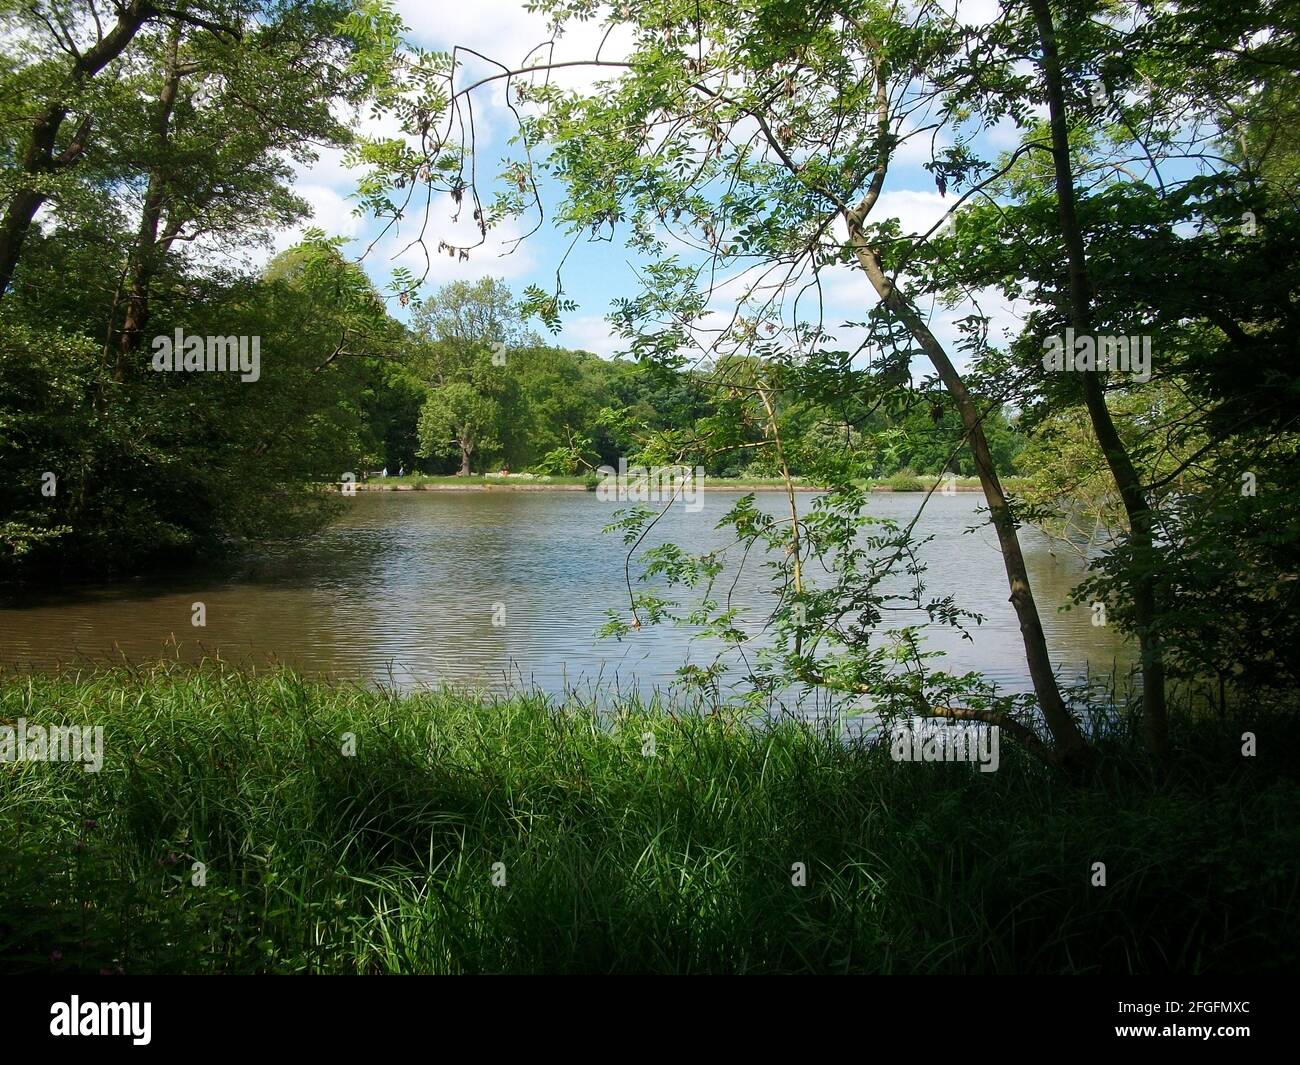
(0, 491, 1133, 701)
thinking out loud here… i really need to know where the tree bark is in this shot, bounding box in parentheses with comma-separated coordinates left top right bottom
(1028, 0, 1168, 759)
(117, 21, 185, 370)
(849, 229, 1094, 773)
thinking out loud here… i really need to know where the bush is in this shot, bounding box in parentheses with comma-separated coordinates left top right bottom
(886, 468, 924, 492)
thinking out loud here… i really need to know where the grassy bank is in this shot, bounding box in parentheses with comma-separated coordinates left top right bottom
(2, 666, 1296, 974)
(351, 473, 817, 491)
(358, 473, 591, 488)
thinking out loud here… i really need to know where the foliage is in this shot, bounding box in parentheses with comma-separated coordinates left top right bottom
(2, 666, 1297, 974)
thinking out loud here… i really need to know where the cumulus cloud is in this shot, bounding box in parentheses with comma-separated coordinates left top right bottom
(557, 314, 624, 359)
(951, 0, 1002, 26)
(292, 184, 362, 241)
(372, 209, 539, 292)
(392, 0, 635, 142)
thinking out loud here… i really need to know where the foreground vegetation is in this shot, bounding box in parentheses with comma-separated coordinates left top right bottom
(2, 666, 1296, 975)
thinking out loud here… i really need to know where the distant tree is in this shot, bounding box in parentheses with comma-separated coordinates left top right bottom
(411, 278, 529, 474)
(417, 379, 502, 475)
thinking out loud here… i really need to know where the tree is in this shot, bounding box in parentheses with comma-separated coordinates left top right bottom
(0, 1, 405, 577)
(112, 1, 369, 367)
(411, 278, 529, 474)
(916, 0, 1300, 754)
(354, 0, 1101, 767)
(417, 379, 502, 474)
(500, 345, 607, 470)
(0, 0, 244, 299)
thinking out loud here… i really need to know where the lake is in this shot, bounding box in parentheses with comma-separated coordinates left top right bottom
(0, 490, 1133, 705)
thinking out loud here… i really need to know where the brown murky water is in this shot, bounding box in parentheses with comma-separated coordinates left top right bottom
(0, 491, 1133, 701)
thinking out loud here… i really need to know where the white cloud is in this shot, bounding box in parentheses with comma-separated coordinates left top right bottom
(891, 95, 954, 168)
(872, 188, 951, 235)
(199, 182, 362, 274)
(951, 0, 1002, 26)
(265, 183, 362, 263)
(291, 145, 358, 193)
(393, 0, 636, 137)
(300, 184, 362, 238)
(558, 314, 622, 359)
(985, 117, 1025, 152)
(396, 0, 633, 83)
(921, 286, 1031, 357)
(396, 0, 550, 57)
(372, 209, 539, 291)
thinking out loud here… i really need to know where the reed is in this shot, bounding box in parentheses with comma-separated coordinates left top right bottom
(1, 664, 1296, 974)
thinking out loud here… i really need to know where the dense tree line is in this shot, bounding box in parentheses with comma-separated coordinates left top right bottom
(396, 276, 1022, 479)
(0, 0, 409, 577)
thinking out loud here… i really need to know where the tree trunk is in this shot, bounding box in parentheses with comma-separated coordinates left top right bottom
(0, 2, 153, 299)
(118, 22, 185, 371)
(0, 188, 50, 298)
(458, 444, 472, 475)
(1028, 0, 1168, 759)
(850, 229, 1094, 773)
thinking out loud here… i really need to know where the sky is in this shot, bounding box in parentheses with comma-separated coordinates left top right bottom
(272, 0, 1028, 370)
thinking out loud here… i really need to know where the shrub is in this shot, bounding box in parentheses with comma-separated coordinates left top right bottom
(886, 468, 924, 492)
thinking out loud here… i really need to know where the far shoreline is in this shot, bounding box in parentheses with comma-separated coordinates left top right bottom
(341, 477, 991, 494)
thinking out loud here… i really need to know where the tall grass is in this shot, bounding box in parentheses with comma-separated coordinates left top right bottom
(1, 664, 1296, 973)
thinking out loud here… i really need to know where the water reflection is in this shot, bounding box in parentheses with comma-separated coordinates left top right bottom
(0, 491, 1133, 700)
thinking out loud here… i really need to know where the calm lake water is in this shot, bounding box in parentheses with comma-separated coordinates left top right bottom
(0, 491, 1132, 704)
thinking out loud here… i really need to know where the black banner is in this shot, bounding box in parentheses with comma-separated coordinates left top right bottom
(0, 977, 1286, 1054)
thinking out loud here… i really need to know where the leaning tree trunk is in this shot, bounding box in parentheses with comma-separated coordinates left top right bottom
(1029, 0, 1168, 759)
(850, 230, 1095, 774)
(0, 1, 153, 299)
(0, 187, 51, 298)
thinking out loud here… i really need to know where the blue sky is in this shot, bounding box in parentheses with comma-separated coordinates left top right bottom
(274, 0, 1026, 369)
